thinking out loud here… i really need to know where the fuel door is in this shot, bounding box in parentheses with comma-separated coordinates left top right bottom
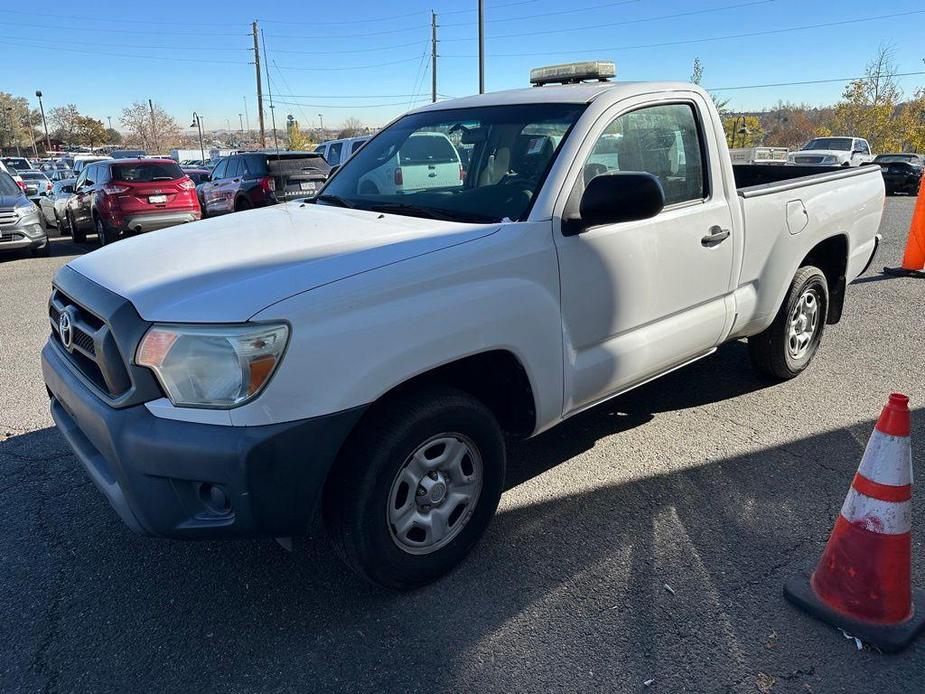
(786, 199, 809, 235)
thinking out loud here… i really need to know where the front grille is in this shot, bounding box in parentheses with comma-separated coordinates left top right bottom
(0, 208, 17, 226)
(0, 232, 24, 243)
(793, 155, 826, 164)
(49, 288, 130, 398)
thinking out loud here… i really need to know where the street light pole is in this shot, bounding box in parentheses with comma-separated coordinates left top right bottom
(35, 90, 50, 153)
(478, 0, 485, 93)
(318, 113, 324, 134)
(191, 112, 205, 161)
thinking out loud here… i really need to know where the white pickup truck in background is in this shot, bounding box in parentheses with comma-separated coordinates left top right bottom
(42, 62, 884, 590)
(787, 136, 875, 166)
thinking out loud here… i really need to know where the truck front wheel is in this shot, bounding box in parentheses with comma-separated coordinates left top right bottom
(748, 265, 829, 380)
(324, 387, 506, 590)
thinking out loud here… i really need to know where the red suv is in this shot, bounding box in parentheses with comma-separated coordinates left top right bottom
(65, 159, 200, 245)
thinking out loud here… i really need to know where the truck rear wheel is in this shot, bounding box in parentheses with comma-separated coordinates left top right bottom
(324, 387, 505, 590)
(748, 265, 829, 380)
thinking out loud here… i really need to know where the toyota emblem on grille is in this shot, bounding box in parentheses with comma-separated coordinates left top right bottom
(58, 311, 73, 351)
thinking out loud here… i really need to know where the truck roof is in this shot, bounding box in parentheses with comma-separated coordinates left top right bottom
(409, 81, 700, 113)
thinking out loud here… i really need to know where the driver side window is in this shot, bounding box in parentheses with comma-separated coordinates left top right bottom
(583, 103, 707, 207)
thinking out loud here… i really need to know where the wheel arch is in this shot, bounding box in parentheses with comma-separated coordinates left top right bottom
(799, 234, 848, 324)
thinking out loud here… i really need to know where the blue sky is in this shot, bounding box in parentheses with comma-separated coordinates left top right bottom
(2, 0, 924, 132)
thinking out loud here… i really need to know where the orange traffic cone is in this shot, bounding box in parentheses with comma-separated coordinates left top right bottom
(784, 393, 924, 652)
(884, 180, 925, 278)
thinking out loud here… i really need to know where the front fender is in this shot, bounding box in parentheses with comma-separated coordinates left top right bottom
(237, 221, 564, 430)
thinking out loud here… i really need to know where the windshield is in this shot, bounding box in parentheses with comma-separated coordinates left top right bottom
(0, 171, 21, 196)
(803, 138, 852, 151)
(318, 103, 586, 223)
(2, 158, 31, 171)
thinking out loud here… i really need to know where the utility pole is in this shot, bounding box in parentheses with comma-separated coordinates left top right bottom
(478, 0, 485, 93)
(148, 98, 158, 153)
(431, 11, 438, 103)
(243, 96, 250, 133)
(252, 21, 266, 147)
(260, 29, 279, 152)
(35, 90, 50, 153)
(318, 113, 324, 134)
(238, 113, 244, 135)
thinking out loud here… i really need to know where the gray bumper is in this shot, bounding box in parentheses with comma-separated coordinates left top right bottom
(120, 211, 199, 233)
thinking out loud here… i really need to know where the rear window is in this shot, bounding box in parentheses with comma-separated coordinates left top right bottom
(0, 171, 20, 195)
(111, 162, 184, 182)
(21, 172, 47, 180)
(399, 135, 459, 165)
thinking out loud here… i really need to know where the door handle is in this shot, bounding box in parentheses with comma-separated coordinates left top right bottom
(702, 226, 731, 246)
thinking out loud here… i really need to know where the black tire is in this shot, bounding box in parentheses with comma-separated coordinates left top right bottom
(748, 265, 829, 380)
(234, 196, 252, 212)
(324, 387, 505, 590)
(95, 215, 116, 246)
(69, 212, 86, 244)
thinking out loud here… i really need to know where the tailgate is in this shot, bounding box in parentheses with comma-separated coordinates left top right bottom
(269, 157, 330, 199)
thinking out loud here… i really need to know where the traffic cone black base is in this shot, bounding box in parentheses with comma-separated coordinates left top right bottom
(785, 573, 925, 653)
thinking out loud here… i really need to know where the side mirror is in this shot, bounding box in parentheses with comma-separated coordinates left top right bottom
(563, 172, 665, 236)
(327, 164, 340, 178)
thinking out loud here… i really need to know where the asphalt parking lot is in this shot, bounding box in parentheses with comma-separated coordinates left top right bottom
(1, 198, 924, 693)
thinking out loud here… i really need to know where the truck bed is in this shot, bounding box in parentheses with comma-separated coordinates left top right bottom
(733, 163, 879, 196)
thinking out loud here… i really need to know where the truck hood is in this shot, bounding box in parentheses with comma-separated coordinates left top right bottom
(67, 202, 501, 322)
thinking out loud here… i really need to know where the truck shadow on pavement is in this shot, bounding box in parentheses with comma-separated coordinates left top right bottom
(2, 344, 922, 692)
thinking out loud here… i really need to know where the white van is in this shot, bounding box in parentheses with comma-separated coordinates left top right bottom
(356, 131, 463, 195)
(314, 136, 369, 167)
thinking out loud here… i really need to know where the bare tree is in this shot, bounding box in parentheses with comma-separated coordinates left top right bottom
(119, 100, 181, 152)
(337, 117, 365, 138)
(49, 103, 81, 147)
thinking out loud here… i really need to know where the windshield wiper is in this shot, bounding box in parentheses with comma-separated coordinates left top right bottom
(366, 202, 501, 223)
(315, 194, 356, 208)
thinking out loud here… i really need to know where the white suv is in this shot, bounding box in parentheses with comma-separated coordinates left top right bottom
(314, 136, 369, 167)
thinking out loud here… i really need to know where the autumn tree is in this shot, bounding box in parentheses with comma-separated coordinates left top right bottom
(120, 100, 181, 152)
(104, 128, 123, 145)
(763, 102, 829, 149)
(723, 115, 765, 147)
(0, 92, 32, 152)
(895, 88, 925, 153)
(49, 104, 82, 146)
(830, 44, 903, 152)
(75, 116, 108, 149)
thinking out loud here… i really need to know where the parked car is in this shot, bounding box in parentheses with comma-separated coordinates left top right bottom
(199, 151, 329, 216)
(65, 158, 200, 245)
(355, 131, 463, 195)
(19, 170, 53, 203)
(47, 168, 75, 182)
(1, 156, 33, 172)
(72, 155, 112, 175)
(0, 168, 48, 256)
(38, 177, 76, 231)
(314, 136, 369, 166)
(873, 153, 924, 195)
(181, 167, 211, 185)
(787, 137, 874, 166)
(0, 160, 25, 192)
(42, 62, 884, 589)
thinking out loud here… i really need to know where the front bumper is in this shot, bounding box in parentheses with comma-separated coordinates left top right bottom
(117, 210, 200, 233)
(1, 225, 46, 251)
(42, 340, 365, 539)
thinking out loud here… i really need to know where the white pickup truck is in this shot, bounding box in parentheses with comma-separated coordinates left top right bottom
(42, 62, 884, 589)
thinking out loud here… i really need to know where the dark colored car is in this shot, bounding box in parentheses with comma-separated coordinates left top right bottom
(65, 158, 200, 246)
(1, 156, 32, 172)
(873, 154, 923, 195)
(0, 169, 49, 257)
(199, 151, 330, 216)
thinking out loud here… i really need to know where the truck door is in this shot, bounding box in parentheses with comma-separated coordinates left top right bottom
(554, 97, 735, 413)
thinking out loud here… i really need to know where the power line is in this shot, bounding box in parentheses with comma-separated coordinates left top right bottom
(0, 8, 244, 26)
(274, 57, 424, 72)
(272, 98, 434, 109)
(271, 40, 425, 56)
(440, 0, 642, 27)
(257, 0, 542, 25)
(708, 71, 925, 91)
(441, 0, 774, 41)
(441, 9, 925, 57)
(0, 37, 249, 64)
(9, 35, 250, 51)
(0, 18, 246, 37)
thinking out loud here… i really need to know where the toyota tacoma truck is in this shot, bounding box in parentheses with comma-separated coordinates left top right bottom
(42, 62, 884, 590)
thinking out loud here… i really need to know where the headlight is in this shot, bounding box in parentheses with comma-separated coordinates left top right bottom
(136, 323, 289, 408)
(821, 155, 837, 164)
(14, 201, 37, 219)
